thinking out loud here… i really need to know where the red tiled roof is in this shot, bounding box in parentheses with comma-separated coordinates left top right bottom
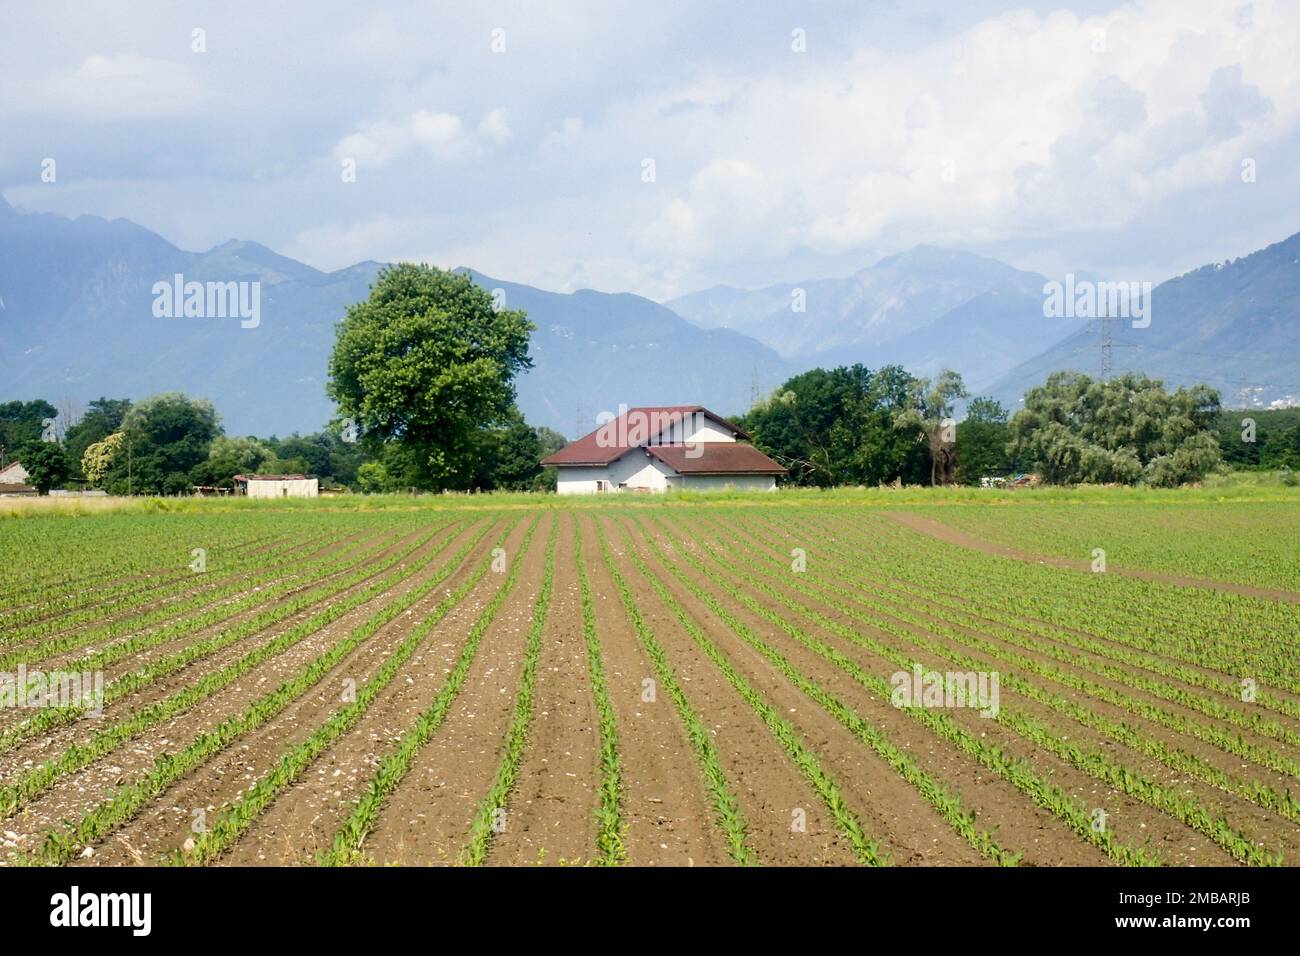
(541, 406, 750, 466)
(646, 443, 786, 475)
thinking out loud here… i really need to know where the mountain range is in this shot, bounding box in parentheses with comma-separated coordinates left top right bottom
(2, 190, 1297, 437)
(987, 232, 1300, 409)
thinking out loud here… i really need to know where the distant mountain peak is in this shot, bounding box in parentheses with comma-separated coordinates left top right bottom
(196, 239, 324, 282)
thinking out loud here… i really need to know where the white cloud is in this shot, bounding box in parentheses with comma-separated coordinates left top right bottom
(602, 0, 1300, 290)
(43, 54, 204, 118)
(331, 108, 509, 168)
(477, 108, 512, 146)
(8, 0, 1300, 301)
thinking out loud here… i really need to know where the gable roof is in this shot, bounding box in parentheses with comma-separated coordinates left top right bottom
(541, 406, 750, 467)
(646, 443, 786, 475)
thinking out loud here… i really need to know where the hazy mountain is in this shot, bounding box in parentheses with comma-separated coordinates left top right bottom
(665, 245, 1087, 393)
(988, 230, 1300, 409)
(812, 288, 1093, 393)
(667, 245, 1052, 353)
(0, 195, 789, 436)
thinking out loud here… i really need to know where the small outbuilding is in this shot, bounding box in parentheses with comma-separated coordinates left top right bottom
(233, 473, 320, 498)
(0, 461, 29, 485)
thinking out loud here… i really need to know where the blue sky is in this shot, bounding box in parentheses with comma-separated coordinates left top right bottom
(2, 0, 1298, 298)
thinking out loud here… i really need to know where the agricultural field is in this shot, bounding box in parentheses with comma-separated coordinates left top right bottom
(1, 491, 1299, 867)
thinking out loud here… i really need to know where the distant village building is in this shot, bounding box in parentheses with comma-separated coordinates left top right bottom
(0, 460, 36, 496)
(233, 474, 320, 498)
(542, 405, 785, 494)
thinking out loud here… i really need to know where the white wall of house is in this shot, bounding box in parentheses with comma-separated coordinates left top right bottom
(555, 454, 777, 495)
(246, 477, 319, 498)
(0, 462, 29, 484)
(652, 414, 736, 445)
(555, 452, 678, 495)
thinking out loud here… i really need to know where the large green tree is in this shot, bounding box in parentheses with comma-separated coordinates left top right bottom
(1008, 371, 1222, 486)
(17, 441, 71, 494)
(327, 264, 534, 490)
(1215, 408, 1300, 470)
(739, 364, 929, 486)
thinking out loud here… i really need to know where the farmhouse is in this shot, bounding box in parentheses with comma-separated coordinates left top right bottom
(233, 473, 320, 498)
(0, 460, 35, 496)
(0, 461, 28, 485)
(542, 405, 785, 494)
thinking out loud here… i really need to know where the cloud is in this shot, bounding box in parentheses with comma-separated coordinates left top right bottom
(331, 108, 509, 168)
(477, 108, 513, 146)
(640, 158, 789, 260)
(44, 54, 204, 118)
(7, 0, 1300, 301)
(601, 0, 1300, 290)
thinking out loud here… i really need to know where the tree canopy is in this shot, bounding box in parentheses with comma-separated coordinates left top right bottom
(0, 399, 57, 458)
(1007, 371, 1222, 486)
(18, 441, 71, 493)
(955, 397, 1015, 484)
(738, 364, 931, 486)
(327, 264, 534, 490)
(64, 398, 132, 476)
(86, 393, 223, 494)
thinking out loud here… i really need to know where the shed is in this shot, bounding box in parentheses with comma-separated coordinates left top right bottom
(233, 474, 320, 498)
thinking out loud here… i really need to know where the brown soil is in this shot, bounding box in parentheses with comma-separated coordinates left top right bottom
(351, 514, 554, 866)
(487, 514, 601, 865)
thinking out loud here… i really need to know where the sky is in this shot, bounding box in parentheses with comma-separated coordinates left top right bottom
(2, 0, 1299, 299)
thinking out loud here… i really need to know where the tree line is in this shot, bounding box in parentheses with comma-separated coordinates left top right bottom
(739, 368, 1236, 488)
(6, 262, 1282, 494)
